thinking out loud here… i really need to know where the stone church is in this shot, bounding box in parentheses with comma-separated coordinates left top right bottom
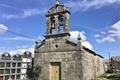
(34, 0, 105, 80)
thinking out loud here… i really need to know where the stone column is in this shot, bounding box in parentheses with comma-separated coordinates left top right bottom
(55, 15, 59, 33)
(64, 13, 70, 33)
(46, 17, 51, 34)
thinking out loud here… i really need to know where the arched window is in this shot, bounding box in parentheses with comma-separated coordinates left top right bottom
(50, 16, 56, 34)
(58, 15, 64, 32)
(58, 15, 64, 26)
(51, 16, 55, 29)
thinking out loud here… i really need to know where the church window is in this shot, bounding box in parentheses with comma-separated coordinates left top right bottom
(55, 44, 58, 48)
(51, 16, 55, 29)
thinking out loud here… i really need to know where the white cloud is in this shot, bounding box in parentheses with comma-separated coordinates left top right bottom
(0, 47, 5, 50)
(9, 48, 34, 56)
(0, 36, 43, 50)
(94, 34, 100, 38)
(2, 36, 35, 41)
(101, 32, 106, 34)
(111, 20, 120, 39)
(66, 0, 120, 11)
(0, 3, 19, 10)
(0, 24, 8, 32)
(95, 20, 120, 43)
(82, 41, 93, 50)
(0, 36, 44, 43)
(0, 3, 12, 8)
(96, 36, 116, 43)
(23, 9, 46, 17)
(70, 31, 93, 49)
(2, 8, 47, 20)
(70, 31, 86, 42)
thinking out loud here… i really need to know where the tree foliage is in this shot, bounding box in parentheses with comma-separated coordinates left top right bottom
(27, 65, 41, 80)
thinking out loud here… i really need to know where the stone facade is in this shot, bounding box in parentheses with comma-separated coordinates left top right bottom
(34, 0, 104, 80)
(81, 48, 104, 80)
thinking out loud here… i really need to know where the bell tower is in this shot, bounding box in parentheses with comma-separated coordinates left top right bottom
(45, 0, 70, 35)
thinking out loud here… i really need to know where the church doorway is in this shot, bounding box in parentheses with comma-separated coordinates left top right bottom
(50, 62, 61, 80)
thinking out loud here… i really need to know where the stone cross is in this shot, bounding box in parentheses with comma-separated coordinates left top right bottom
(56, 0, 59, 4)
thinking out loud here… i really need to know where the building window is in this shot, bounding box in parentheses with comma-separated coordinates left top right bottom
(16, 75, 20, 79)
(11, 69, 16, 73)
(0, 62, 5, 67)
(11, 75, 15, 80)
(6, 62, 11, 67)
(5, 76, 9, 80)
(12, 63, 16, 67)
(23, 64, 26, 68)
(0, 69, 4, 74)
(17, 69, 21, 73)
(5, 69, 10, 74)
(17, 63, 21, 67)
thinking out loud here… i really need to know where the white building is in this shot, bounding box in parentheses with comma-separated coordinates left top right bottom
(0, 51, 32, 80)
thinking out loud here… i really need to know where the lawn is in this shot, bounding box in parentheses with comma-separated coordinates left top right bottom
(97, 73, 120, 80)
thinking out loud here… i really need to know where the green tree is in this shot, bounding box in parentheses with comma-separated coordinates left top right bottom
(27, 65, 41, 80)
(34, 65, 41, 80)
(26, 67, 34, 80)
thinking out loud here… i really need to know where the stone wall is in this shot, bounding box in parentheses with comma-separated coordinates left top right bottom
(82, 48, 104, 80)
(35, 51, 82, 80)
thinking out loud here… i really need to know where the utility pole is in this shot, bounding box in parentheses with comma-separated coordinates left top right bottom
(109, 52, 111, 61)
(108, 52, 111, 71)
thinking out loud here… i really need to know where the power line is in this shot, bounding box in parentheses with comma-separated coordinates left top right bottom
(8, 30, 34, 39)
(0, 27, 43, 43)
(0, 27, 34, 39)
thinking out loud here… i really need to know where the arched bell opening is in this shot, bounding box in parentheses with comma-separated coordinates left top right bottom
(58, 15, 64, 33)
(50, 16, 56, 34)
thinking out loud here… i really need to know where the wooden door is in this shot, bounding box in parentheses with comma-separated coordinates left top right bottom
(50, 63, 61, 80)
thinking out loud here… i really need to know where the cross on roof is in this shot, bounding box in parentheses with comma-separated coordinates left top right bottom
(56, 0, 59, 4)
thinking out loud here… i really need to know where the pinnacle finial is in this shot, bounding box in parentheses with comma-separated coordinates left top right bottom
(56, 0, 59, 4)
(77, 33, 81, 41)
(77, 32, 82, 50)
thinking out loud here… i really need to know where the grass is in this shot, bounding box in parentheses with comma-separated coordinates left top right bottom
(97, 73, 120, 80)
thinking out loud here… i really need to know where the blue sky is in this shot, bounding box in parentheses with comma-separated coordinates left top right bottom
(0, 0, 120, 58)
